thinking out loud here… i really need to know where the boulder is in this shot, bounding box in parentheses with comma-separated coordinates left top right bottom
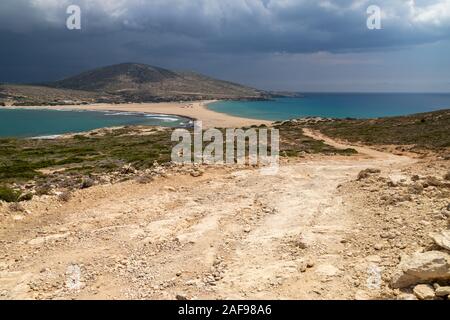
(431, 230, 450, 251)
(413, 284, 435, 300)
(390, 251, 450, 288)
(435, 286, 450, 297)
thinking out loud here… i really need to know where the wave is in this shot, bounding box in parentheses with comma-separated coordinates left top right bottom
(104, 111, 181, 122)
(145, 116, 180, 122)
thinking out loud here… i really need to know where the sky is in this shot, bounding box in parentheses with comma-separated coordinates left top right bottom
(1, 0, 450, 92)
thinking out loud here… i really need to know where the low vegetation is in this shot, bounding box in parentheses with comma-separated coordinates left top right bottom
(310, 109, 450, 152)
(0, 127, 174, 186)
(0, 185, 22, 202)
(0, 124, 355, 195)
(274, 122, 357, 156)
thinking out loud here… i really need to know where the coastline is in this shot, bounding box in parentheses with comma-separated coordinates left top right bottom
(4, 100, 272, 129)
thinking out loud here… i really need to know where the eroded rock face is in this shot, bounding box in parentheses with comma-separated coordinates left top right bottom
(391, 251, 450, 289)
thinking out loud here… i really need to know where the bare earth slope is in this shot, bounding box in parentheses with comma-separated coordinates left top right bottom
(4, 130, 444, 300)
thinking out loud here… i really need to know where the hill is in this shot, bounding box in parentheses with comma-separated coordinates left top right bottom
(0, 63, 272, 105)
(48, 63, 268, 102)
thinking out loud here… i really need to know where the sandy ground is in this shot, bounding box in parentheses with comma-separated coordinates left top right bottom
(7, 101, 272, 129)
(4, 129, 444, 300)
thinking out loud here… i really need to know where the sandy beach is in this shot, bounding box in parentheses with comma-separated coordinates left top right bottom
(10, 101, 272, 129)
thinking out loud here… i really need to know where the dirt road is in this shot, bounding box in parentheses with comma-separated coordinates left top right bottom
(0, 131, 419, 300)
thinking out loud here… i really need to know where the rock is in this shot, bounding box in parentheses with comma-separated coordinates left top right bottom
(80, 177, 95, 189)
(435, 286, 450, 297)
(387, 179, 398, 188)
(315, 264, 340, 277)
(8, 202, 24, 212)
(430, 230, 450, 251)
(58, 190, 72, 202)
(136, 175, 153, 184)
(374, 243, 383, 251)
(398, 194, 412, 202)
(397, 293, 418, 300)
(444, 171, 450, 181)
(422, 176, 442, 188)
(408, 183, 424, 194)
(294, 234, 309, 249)
(391, 251, 450, 288)
(354, 290, 371, 300)
(411, 175, 420, 182)
(121, 164, 137, 174)
(413, 284, 435, 300)
(306, 259, 315, 268)
(366, 255, 382, 263)
(176, 294, 188, 300)
(357, 168, 381, 181)
(190, 170, 203, 177)
(18, 193, 33, 202)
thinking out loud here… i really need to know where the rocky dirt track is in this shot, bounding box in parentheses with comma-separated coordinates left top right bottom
(1, 130, 449, 300)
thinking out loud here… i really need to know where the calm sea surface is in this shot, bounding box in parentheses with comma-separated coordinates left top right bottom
(208, 93, 450, 121)
(0, 109, 191, 137)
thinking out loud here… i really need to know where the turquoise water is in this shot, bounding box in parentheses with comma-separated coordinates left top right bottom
(208, 93, 450, 121)
(0, 109, 192, 138)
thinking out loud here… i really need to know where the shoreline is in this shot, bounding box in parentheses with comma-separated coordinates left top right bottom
(3, 100, 272, 129)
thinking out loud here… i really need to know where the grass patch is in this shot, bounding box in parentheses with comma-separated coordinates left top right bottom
(0, 185, 22, 202)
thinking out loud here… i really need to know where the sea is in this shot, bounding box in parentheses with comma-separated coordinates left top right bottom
(0, 108, 191, 138)
(207, 93, 450, 121)
(1, 93, 450, 137)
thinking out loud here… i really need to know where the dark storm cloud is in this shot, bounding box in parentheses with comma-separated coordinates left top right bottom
(1, 0, 450, 90)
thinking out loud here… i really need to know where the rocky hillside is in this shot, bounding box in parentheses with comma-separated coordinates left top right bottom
(0, 63, 273, 105)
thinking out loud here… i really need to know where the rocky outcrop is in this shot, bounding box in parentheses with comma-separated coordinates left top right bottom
(391, 251, 450, 288)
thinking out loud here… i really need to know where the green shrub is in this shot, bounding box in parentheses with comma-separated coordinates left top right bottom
(0, 186, 22, 203)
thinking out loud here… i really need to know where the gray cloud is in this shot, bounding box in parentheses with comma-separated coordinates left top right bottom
(1, 0, 450, 91)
